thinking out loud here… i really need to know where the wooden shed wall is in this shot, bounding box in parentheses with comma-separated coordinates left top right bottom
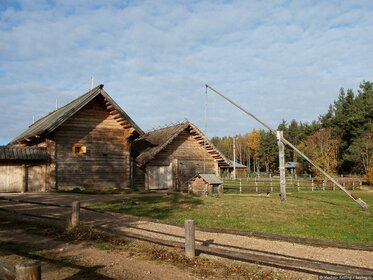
(0, 164, 24, 192)
(0, 163, 47, 192)
(147, 131, 218, 189)
(27, 164, 47, 192)
(53, 97, 131, 190)
(188, 177, 207, 195)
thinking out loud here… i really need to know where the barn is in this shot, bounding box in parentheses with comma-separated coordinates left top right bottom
(132, 121, 230, 191)
(4, 84, 143, 191)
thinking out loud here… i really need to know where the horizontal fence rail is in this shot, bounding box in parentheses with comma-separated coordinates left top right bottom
(222, 177, 366, 194)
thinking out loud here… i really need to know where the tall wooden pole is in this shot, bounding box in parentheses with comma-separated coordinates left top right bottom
(277, 131, 286, 201)
(233, 137, 236, 180)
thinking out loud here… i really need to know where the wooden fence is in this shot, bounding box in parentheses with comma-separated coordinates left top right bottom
(222, 177, 366, 194)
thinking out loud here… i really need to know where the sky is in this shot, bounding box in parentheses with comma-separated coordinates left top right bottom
(0, 0, 372, 145)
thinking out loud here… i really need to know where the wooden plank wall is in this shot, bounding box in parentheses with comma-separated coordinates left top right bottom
(147, 165, 173, 189)
(0, 164, 24, 192)
(148, 131, 218, 189)
(0, 163, 46, 192)
(53, 97, 131, 190)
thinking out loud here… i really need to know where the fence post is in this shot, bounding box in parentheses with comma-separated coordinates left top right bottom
(239, 179, 242, 194)
(70, 201, 80, 227)
(16, 261, 41, 280)
(185, 220, 195, 258)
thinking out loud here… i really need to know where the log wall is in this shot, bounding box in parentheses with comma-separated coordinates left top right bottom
(188, 177, 208, 195)
(53, 97, 131, 190)
(133, 164, 145, 189)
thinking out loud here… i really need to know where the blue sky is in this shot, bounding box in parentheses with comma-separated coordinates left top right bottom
(1, 0, 372, 145)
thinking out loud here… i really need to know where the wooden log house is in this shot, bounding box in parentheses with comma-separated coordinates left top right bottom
(4, 84, 143, 191)
(132, 121, 230, 191)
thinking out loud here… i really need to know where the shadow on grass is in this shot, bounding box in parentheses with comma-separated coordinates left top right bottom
(288, 193, 340, 206)
(0, 241, 114, 280)
(93, 194, 205, 220)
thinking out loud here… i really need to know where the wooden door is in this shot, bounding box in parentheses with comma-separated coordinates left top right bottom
(147, 164, 173, 190)
(0, 165, 24, 192)
(27, 165, 45, 192)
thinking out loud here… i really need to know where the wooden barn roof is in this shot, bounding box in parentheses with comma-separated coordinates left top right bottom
(0, 146, 49, 161)
(10, 84, 144, 145)
(132, 121, 230, 167)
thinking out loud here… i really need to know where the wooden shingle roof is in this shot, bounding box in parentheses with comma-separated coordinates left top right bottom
(132, 121, 230, 167)
(198, 174, 222, 184)
(0, 146, 49, 161)
(9, 84, 144, 145)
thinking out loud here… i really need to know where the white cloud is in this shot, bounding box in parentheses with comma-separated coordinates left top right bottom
(0, 0, 372, 144)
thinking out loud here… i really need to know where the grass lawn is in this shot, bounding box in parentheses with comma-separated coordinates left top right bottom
(90, 191, 373, 244)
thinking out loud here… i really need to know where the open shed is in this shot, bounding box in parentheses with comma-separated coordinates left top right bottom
(188, 173, 223, 195)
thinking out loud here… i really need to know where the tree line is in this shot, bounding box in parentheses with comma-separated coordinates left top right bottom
(210, 81, 373, 180)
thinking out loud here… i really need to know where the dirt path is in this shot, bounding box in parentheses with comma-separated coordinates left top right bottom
(0, 226, 200, 280)
(1, 193, 373, 277)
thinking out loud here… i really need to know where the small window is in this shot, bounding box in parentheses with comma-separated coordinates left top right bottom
(72, 144, 87, 155)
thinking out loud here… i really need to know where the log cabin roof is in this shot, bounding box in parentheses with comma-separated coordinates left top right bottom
(0, 146, 49, 161)
(132, 121, 230, 167)
(9, 84, 144, 145)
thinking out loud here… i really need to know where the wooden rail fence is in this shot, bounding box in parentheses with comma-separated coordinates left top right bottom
(222, 177, 366, 194)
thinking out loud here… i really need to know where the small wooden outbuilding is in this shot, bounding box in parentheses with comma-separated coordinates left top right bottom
(0, 146, 50, 192)
(188, 174, 223, 195)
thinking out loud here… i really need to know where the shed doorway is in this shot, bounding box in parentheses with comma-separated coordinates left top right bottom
(147, 164, 173, 190)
